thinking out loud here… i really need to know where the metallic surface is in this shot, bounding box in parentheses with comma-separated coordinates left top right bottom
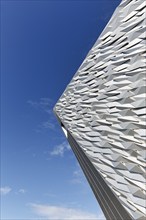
(54, 0, 146, 219)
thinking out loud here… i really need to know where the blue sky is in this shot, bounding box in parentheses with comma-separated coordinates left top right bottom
(1, 0, 121, 219)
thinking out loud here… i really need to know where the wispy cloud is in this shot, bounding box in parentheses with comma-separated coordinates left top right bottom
(28, 98, 57, 132)
(43, 192, 57, 198)
(0, 186, 12, 195)
(27, 98, 53, 115)
(18, 188, 27, 194)
(71, 168, 84, 184)
(29, 203, 105, 219)
(15, 188, 27, 195)
(40, 120, 55, 130)
(50, 141, 71, 157)
(68, 162, 86, 185)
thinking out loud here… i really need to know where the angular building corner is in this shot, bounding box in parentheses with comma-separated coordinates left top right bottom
(54, 0, 146, 219)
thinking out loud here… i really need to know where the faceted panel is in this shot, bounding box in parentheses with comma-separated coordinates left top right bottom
(54, 0, 146, 219)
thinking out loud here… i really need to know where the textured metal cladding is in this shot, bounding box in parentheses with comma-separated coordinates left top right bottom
(67, 132, 133, 220)
(54, 0, 146, 219)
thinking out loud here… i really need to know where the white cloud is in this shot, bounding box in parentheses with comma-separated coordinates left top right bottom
(70, 163, 86, 185)
(34, 120, 55, 133)
(27, 98, 53, 114)
(30, 203, 105, 220)
(43, 192, 57, 198)
(18, 189, 27, 194)
(50, 141, 71, 157)
(41, 120, 55, 130)
(0, 186, 12, 195)
(28, 98, 57, 132)
(71, 168, 84, 184)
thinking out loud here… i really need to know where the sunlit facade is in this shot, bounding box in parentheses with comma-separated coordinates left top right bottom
(54, 0, 146, 219)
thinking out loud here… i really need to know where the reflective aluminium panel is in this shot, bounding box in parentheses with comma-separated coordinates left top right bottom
(54, 0, 146, 219)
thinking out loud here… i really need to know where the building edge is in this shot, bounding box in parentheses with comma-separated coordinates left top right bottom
(54, 111, 133, 220)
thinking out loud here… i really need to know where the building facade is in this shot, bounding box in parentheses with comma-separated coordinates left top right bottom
(54, 0, 146, 219)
